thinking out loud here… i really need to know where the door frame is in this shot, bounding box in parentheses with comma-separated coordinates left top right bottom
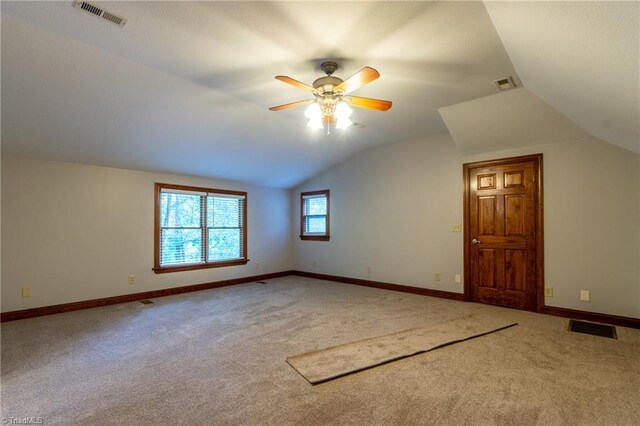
(463, 154, 544, 312)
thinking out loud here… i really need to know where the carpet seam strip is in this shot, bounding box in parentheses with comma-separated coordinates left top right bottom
(286, 315, 518, 384)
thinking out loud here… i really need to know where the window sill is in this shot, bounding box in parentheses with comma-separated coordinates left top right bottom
(153, 259, 249, 274)
(300, 235, 330, 241)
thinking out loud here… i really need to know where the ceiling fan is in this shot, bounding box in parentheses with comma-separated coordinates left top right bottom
(269, 61, 392, 131)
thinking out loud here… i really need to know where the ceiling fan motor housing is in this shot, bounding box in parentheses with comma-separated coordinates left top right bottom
(314, 61, 344, 93)
(313, 76, 344, 92)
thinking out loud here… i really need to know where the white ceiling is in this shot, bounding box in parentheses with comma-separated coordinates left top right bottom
(1, 2, 638, 188)
(439, 88, 587, 155)
(484, 1, 639, 154)
(1, 1, 518, 188)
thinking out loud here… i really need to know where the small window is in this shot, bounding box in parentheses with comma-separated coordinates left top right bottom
(154, 183, 248, 273)
(300, 190, 330, 241)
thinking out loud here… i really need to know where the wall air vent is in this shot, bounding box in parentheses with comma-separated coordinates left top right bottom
(72, 1, 127, 27)
(494, 76, 517, 91)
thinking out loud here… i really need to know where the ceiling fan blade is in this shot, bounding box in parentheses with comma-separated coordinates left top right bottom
(347, 96, 393, 111)
(275, 76, 316, 92)
(334, 67, 380, 94)
(269, 99, 314, 111)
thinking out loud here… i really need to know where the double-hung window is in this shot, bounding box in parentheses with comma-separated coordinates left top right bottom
(154, 183, 248, 273)
(300, 190, 330, 241)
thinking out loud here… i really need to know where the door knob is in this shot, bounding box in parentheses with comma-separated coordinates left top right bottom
(471, 239, 481, 244)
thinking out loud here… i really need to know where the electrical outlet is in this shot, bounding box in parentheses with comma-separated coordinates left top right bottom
(580, 290, 590, 302)
(22, 287, 32, 298)
(128, 275, 136, 285)
(312, 261, 317, 267)
(255, 262, 261, 271)
(434, 272, 441, 281)
(544, 287, 553, 297)
(451, 224, 462, 233)
(454, 274, 462, 284)
(366, 266, 372, 275)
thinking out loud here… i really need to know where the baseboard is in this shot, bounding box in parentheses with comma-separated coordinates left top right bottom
(0, 270, 294, 323)
(4, 269, 638, 329)
(542, 306, 640, 329)
(292, 270, 466, 301)
(293, 270, 640, 329)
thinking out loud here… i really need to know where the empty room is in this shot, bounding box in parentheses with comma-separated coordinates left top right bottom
(1, 1, 639, 425)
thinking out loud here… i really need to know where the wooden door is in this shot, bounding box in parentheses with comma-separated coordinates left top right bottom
(463, 155, 543, 311)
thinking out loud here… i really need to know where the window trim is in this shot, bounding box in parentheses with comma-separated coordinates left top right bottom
(300, 189, 330, 241)
(153, 183, 248, 274)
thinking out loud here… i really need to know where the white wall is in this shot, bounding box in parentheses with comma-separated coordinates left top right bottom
(466, 136, 640, 318)
(1, 156, 293, 312)
(3, 133, 639, 319)
(292, 134, 640, 318)
(293, 133, 465, 294)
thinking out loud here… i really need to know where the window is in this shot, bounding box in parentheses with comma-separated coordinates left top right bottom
(154, 183, 248, 273)
(300, 190, 330, 241)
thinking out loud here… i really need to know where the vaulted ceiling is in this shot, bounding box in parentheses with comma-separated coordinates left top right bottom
(2, 2, 638, 188)
(484, 1, 639, 154)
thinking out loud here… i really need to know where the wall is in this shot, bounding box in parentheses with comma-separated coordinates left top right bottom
(1, 156, 293, 313)
(466, 136, 640, 318)
(293, 133, 465, 294)
(3, 134, 639, 318)
(292, 134, 640, 318)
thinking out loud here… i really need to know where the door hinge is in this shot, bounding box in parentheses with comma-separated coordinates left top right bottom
(533, 231, 536, 239)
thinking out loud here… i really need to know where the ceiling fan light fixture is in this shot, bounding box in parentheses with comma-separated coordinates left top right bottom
(304, 102, 322, 120)
(306, 117, 324, 130)
(335, 101, 353, 120)
(336, 117, 353, 130)
(335, 101, 353, 129)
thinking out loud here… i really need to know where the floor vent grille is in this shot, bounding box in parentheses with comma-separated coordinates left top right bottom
(139, 299, 154, 305)
(569, 320, 617, 339)
(255, 281, 268, 284)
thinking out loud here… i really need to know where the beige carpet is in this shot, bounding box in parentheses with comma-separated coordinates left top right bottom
(2, 276, 640, 425)
(287, 314, 517, 384)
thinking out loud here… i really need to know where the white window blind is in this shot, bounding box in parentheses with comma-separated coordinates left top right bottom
(207, 195, 244, 262)
(158, 187, 246, 267)
(302, 193, 328, 236)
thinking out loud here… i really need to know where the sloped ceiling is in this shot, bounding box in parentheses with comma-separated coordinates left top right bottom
(439, 88, 588, 155)
(484, 1, 639, 154)
(2, 2, 638, 189)
(1, 1, 518, 188)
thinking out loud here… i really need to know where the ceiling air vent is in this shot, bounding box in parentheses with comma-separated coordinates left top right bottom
(72, 1, 127, 27)
(494, 76, 517, 91)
